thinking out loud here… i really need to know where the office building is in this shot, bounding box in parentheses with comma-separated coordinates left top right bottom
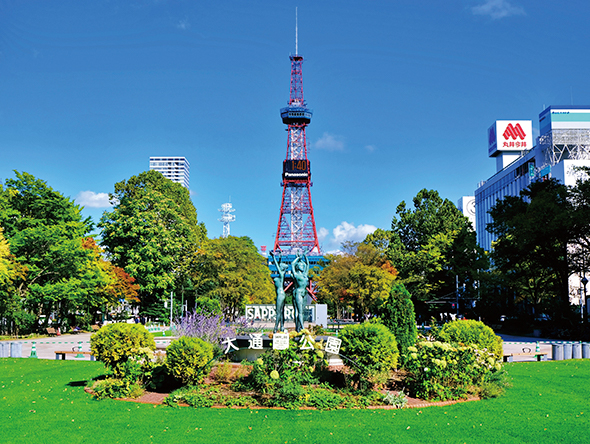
(475, 106, 590, 305)
(149, 157, 190, 189)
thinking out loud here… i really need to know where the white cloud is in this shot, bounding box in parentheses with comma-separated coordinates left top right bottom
(365, 145, 376, 152)
(75, 191, 112, 208)
(317, 227, 329, 242)
(471, 0, 525, 19)
(320, 221, 377, 253)
(313, 132, 345, 151)
(176, 19, 190, 30)
(333, 221, 377, 244)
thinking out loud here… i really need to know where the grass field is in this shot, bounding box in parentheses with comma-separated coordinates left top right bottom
(1, 358, 589, 443)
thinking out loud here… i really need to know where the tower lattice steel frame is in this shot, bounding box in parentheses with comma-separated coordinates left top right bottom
(273, 52, 320, 255)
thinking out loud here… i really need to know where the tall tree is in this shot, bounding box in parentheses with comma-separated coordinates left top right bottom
(0, 172, 97, 332)
(386, 189, 487, 309)
(488, 179, 572, 313)
(190, 236, 274, 320)
(99, 170, 206, 318)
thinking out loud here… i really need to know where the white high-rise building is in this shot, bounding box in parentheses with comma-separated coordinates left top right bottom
(149, 157, 190, 189)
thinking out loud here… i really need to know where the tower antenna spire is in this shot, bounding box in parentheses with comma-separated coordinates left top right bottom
(295, 7, 298, 55)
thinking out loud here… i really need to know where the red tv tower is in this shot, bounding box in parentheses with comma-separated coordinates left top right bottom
(273, 25, 320, 255)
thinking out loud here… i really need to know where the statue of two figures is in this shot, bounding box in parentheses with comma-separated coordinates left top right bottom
(270, 250, 310, 333)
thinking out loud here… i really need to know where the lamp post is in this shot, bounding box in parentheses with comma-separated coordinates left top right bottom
(581, 276, 587, 324)
(455, 274, 460, 318)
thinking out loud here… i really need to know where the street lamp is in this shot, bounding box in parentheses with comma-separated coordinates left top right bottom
(581, 276, 588, 324)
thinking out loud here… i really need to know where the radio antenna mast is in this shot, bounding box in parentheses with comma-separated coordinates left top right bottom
(295, 7, 298, 54)
(218, 200, 235, 238)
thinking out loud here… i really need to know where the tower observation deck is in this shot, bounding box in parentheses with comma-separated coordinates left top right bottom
(273, 53, 321, 255)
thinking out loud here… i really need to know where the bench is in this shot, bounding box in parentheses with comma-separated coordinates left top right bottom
(91, 325, 101, 332)
(46, 327, 57, 336)
(503, 352, 547, 363)
(55, 350, 95, 361)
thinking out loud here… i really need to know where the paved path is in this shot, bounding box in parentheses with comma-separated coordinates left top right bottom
(2, 331, 585, 362)
(498, 334, 590, 361)
(4, 332, 174, 360)
(15, 332, 94, 360)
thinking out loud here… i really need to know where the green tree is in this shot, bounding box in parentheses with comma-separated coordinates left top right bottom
(386, 189, 487, 311)
(377, 281, 417, 364)
(0, 172, 98, 333)
(190, 236, 274, 320)
(488, 179, 572, 315)
(362, 228, 392, 253)
(99, 170, 206, 318)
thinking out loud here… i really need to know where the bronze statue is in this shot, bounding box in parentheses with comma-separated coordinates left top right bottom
(270, 251, 288, 332)
(291, 251, 309, 332)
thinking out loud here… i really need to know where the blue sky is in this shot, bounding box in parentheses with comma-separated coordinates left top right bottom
(2, 0, 590, 253)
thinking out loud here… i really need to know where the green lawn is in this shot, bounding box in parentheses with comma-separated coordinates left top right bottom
(1, 358, 589, 443)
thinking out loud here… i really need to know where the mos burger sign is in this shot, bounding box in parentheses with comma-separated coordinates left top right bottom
(488, 120, 532, 157)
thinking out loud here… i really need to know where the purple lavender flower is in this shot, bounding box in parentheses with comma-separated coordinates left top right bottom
(173, 310, 239, 348)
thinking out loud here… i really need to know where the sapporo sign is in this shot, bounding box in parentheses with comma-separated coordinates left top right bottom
(245, 304, 315, 322)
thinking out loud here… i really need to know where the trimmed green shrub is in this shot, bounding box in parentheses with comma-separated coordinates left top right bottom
(377, 282, 417, 364)
(166, 336, 215, 385)
(90, 322, 155, 377)
(405, 340, 502, 401)
(435, 319, 503, 360)
(339, 320, 399, 389)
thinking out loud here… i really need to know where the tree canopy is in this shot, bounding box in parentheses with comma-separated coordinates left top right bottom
(0, 172, 103, 333)
(488, 178, 573, 314)
(190, 236, 274, 320)
(99, 170, 206, 317)
(386, 189, 487, 309)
